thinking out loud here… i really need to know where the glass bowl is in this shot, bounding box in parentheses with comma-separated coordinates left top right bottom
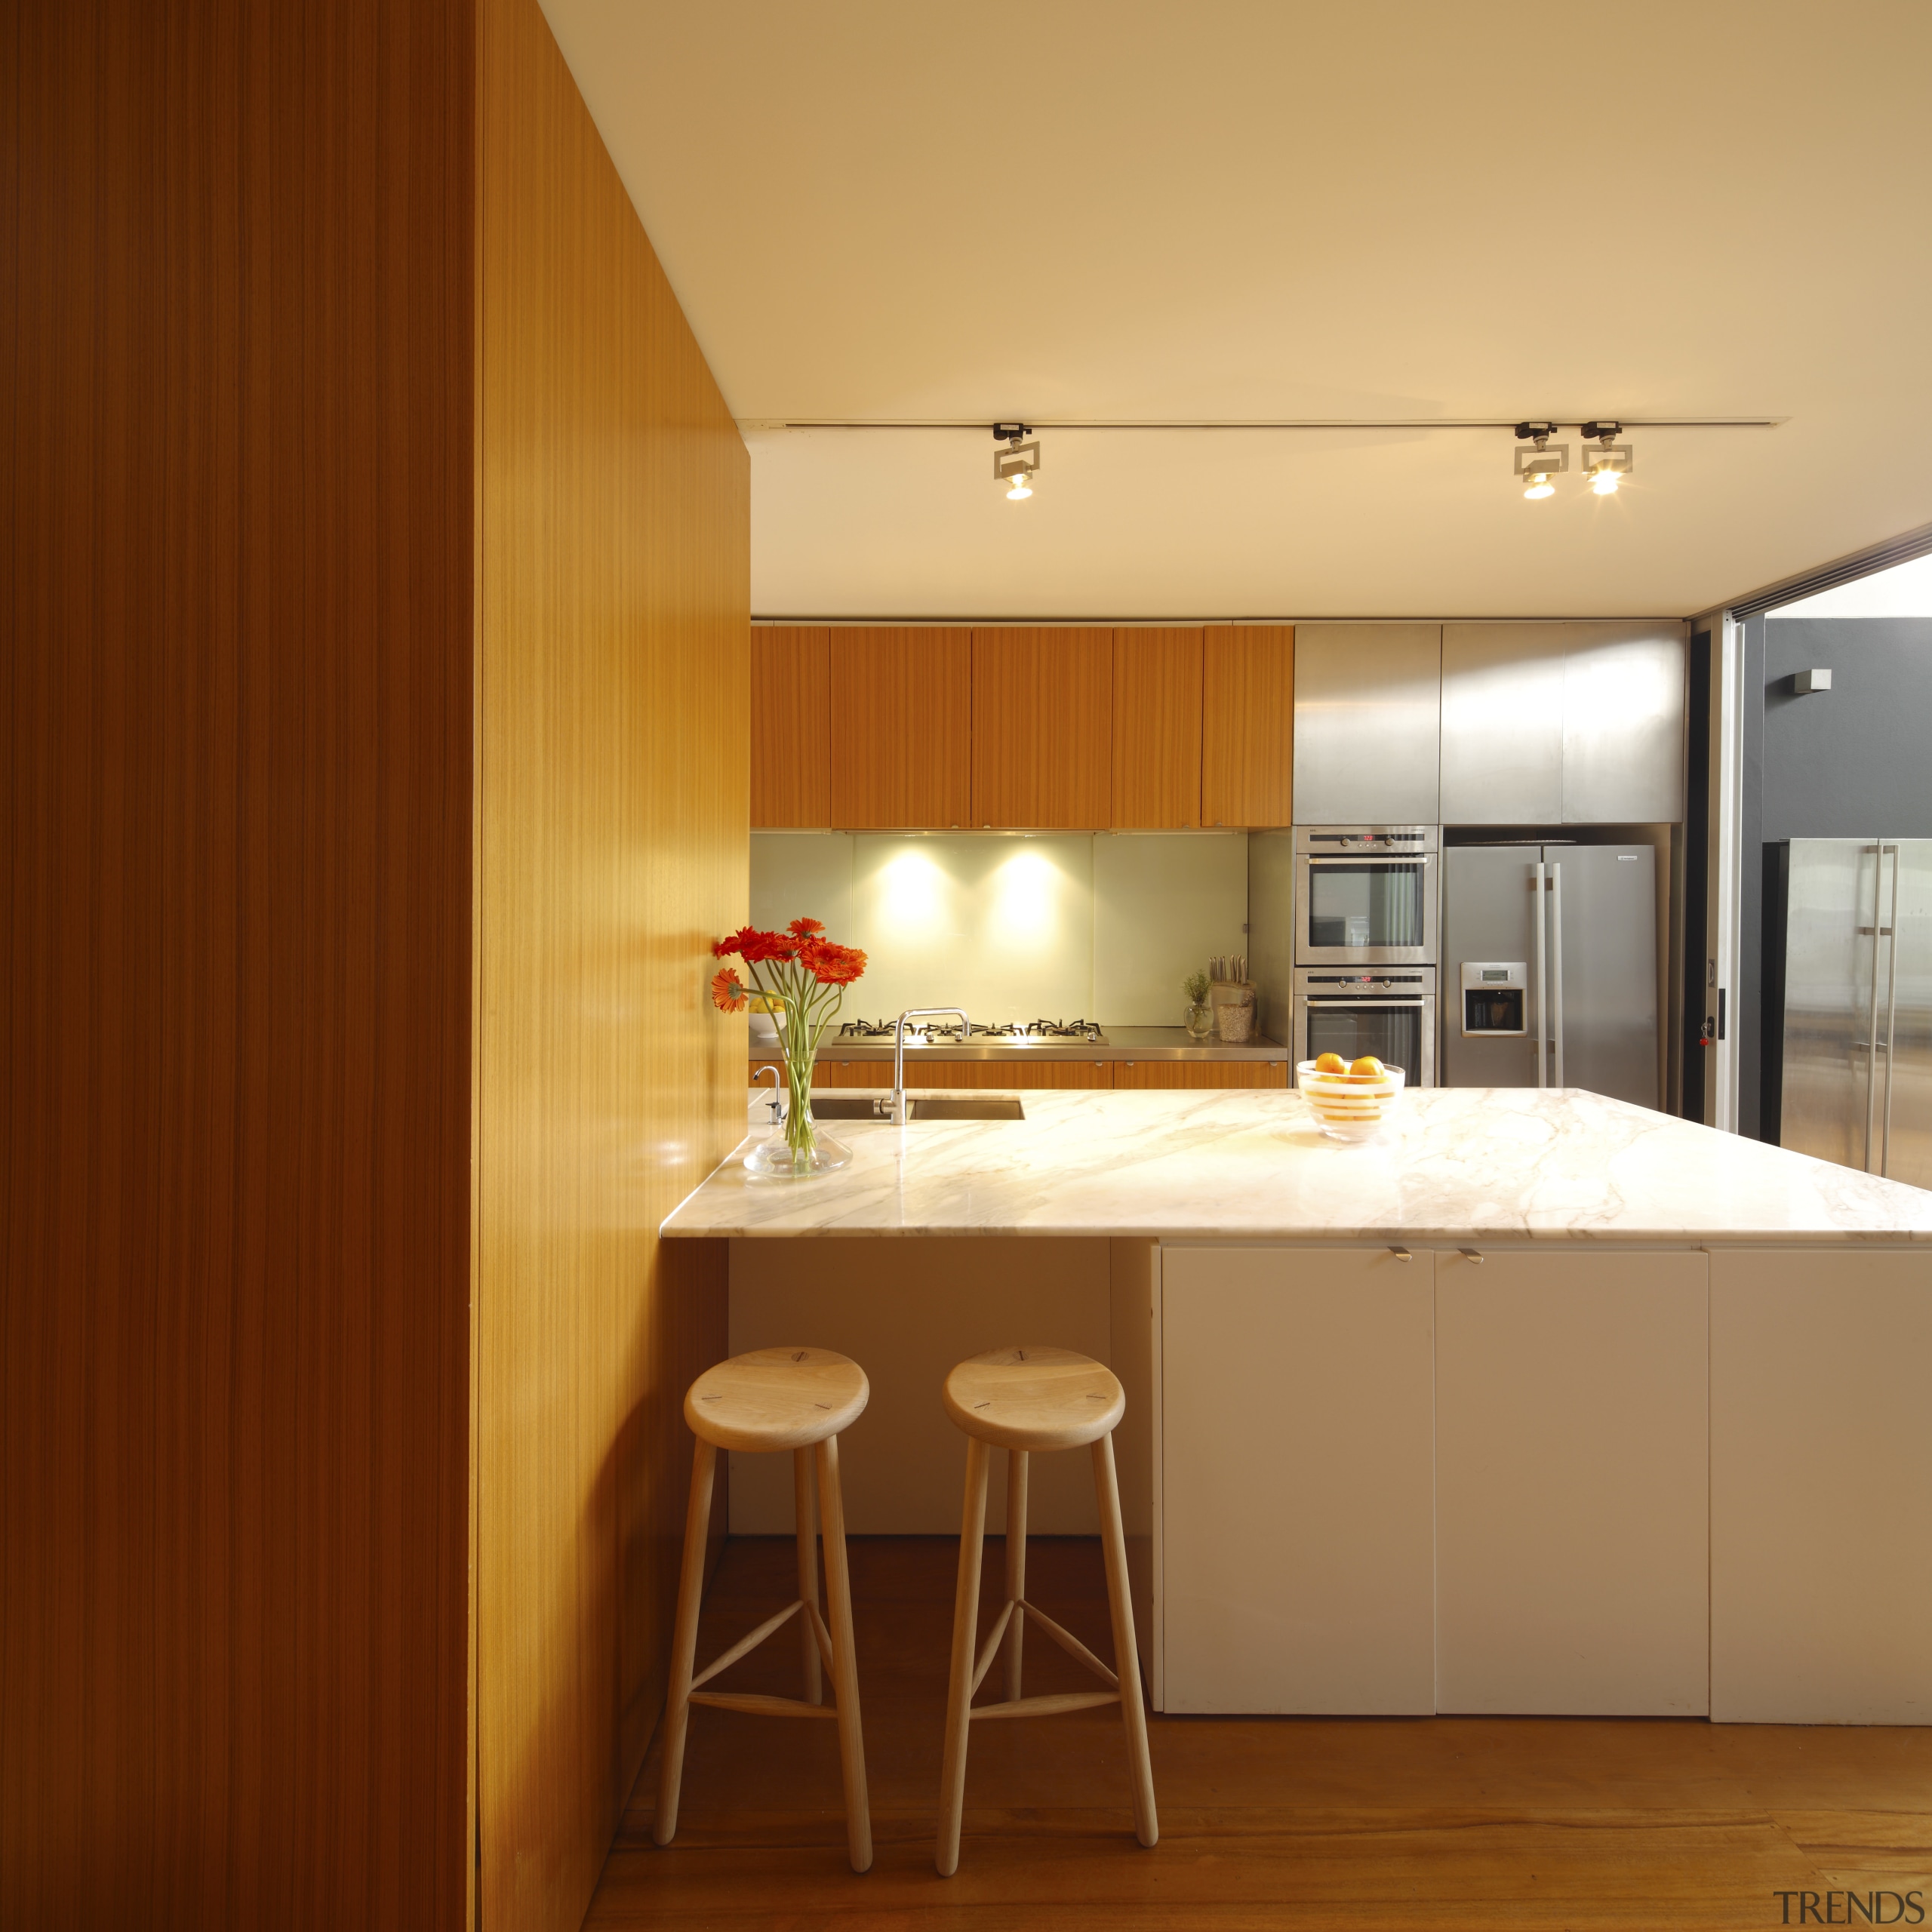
(1296, 1060, 1407, 1141)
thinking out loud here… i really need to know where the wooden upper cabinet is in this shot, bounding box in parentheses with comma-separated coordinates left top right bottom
(1112, 628, 1203, 829)
(971, 629, 1112, 828)
(1201, 625, 1295, 827)
(829, 628, 972, 828)
(750, 627, 831, 826)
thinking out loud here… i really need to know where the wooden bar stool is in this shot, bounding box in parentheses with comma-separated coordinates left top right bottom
(656, 1346, 872, 1873)
(934, 1346, 1158, 1876)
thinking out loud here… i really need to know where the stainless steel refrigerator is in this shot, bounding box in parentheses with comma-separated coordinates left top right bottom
(1441, 843, 1659, 1106)
(1770, 839, 1930, 1189)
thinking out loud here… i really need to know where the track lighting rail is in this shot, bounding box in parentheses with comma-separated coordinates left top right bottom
(740, 415, 1786, 432)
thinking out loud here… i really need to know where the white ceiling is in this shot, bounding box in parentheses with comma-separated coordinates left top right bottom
(540, 2, 1932, 620)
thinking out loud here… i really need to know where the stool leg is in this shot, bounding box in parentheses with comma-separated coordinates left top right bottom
(654, 1436, 717, 1846)
(936, 1433, 990, 1877)
(793, 1447, 823, 1706)
(1092, 1431, 1158, 1849)
(815, 1432, 872, 1874)
(1004, 1447, 1029, 1703)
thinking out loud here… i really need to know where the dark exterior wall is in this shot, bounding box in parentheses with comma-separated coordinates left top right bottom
(1737, 614, 1932, 1139)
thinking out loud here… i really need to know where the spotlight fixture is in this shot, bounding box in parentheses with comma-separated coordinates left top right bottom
(1580, 422, 1633, 495)
(1513, 422, 1568, 500)
(992, 423, 1039, 500)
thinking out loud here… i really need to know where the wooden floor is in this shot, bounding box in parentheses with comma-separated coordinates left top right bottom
(585, 1536, 1932, 1930)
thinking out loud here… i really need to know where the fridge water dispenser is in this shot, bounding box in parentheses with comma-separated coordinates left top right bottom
(1460, 961, 1527, 1035)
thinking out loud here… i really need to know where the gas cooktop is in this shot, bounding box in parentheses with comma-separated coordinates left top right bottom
(835, 1017, 1107, 1045)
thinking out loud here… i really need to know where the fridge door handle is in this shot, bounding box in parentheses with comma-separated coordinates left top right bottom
(1533, 860, 1547, 1088)
(1550, 861, 1564, 1088)
(1881, 841, 1900, 1176)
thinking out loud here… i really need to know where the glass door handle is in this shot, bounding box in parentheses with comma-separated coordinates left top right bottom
(1864, 843, 1887, 1173)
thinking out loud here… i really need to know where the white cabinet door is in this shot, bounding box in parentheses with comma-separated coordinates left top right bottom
(1711, 1247, 1932, 1723)
(1435, 1247, 1709, 1715)
(1160, 1244, 1435, 1714)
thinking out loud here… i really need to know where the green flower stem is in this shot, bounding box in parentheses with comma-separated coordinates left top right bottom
(739, 955, 848, 1164)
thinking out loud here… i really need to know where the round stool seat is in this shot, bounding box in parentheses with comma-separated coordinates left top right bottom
(685, 1346, 869, 1452)
(941, 1346, 1124, 1451)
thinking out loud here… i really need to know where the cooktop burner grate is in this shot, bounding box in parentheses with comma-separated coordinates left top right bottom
(835, 1017, 1105, 1044)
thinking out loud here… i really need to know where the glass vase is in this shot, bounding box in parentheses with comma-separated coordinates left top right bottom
(1184, 1000, 1214, 1042)
(745, 1017, 852, 1178)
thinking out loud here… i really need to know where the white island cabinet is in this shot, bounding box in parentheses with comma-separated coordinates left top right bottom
(660, 1086, 1932, 1724)
(1160, 1245, 1436, 1714)
(1432, 1247, 1708, 1716)
(1160, 1243, 1709, 1717)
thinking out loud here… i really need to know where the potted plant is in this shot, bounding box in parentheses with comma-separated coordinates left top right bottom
(1183, 969, 1214, 1041)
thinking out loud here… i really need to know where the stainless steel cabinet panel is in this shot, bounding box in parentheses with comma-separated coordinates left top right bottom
(1292, 624, 1441, 824)
(1441, 625, 1566, 823)
(1561, 622, 1687, 823)
(1443, 622, 1687, 826)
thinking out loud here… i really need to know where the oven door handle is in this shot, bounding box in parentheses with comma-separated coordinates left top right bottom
(1303, 998, 1427, 1008)
(1304, 855, 1434, 868)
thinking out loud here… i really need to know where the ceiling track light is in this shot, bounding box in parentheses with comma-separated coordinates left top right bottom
(1580, 421, 1633, 495)
(1512, 420, 1635, 499)
(1513, 422, 1568, 500)
(992, 423, 1039, 500)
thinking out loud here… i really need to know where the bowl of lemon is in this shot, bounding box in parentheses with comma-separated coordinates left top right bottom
(1296, 1053, 1405, 1141)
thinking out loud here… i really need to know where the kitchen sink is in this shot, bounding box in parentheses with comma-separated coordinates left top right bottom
(803, 1096, 1025, 1121)
(908, 1095, 1024, 1120)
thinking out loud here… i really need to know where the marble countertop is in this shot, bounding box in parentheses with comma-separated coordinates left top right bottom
(660, 1086, 1932, 1244)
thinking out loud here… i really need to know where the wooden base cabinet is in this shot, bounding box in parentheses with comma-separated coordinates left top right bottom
(1710, 1247, 1932, 1724)
(1159, 1245, 1437, 1714)
(1434, 1247, 1709, 1716)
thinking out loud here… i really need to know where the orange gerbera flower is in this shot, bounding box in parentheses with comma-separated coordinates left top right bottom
(710, 968, 749, 1012)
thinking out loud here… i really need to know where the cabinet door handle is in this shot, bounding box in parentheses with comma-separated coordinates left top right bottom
(1389, 1246, 1412, 1262)
(1459, 1247, 1485, 1264)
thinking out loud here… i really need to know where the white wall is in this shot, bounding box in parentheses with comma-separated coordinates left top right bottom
(750, 829, 1250, 1026)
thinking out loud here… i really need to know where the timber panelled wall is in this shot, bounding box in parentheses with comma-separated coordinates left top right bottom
(2, 2, 749, 1927)
(474, 2, 745, 1930)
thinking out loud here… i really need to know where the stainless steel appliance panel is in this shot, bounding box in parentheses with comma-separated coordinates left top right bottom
(1887, 840, 1932, 1188)
(1779, 838, 1877, 1175)
(1291, 831, 1439, 967)
(1550, 845, 1657, 1107)
(1561, 623, 1687, 823)
(1441, 625, 1567, 823)
(1441, 846, 1543, 1088)
(1291, 968, 1436, 1087)
(1292, 624, 1442, 825)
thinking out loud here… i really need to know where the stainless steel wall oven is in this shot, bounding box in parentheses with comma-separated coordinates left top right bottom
(1292, 826, 1440, 967)
(1291, 968, 1437, 1088)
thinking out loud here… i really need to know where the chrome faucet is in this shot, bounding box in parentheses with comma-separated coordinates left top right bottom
(752, 1061, 785, 1124)
(893, 1007, 969, 1124)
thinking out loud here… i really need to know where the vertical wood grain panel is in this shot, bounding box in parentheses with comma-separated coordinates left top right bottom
(1112, 629, 1204, 829)
(750, 627, 831, 826)
(828, 629, 971, 827)
(971, 628, 1112, 828)
(474, 3, 746, 1930)
(1113, 1060, 1287, 1088)
(1202, 626, 1296, 827)
(2, 2, 475, 1926)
